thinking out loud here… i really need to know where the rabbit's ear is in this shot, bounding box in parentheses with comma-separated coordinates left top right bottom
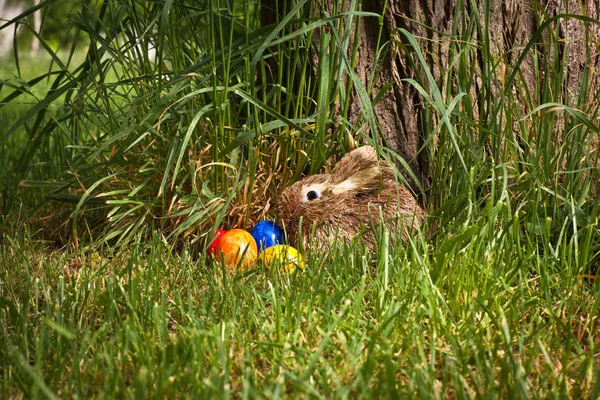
(332, 146, 378, 181)
(331, 166, 381, 195)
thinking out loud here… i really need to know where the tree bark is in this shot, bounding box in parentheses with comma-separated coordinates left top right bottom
(262, 0, 600, 192)
(31, 0, 41, 55)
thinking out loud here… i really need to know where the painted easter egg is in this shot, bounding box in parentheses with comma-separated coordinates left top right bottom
(258, 244, 304, 272)
(207, 229, 228, 257)
(250, 220, 284, 251)
(214, 229, 258, 270)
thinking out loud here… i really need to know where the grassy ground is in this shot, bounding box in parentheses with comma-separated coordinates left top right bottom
(2, 223, 598, 398)
(1, 1, 599, 398)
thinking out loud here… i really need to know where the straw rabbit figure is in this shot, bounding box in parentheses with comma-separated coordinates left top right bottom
(278, 146, 424, 251)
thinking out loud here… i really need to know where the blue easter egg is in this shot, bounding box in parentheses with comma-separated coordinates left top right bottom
(251, 220, 284, 251)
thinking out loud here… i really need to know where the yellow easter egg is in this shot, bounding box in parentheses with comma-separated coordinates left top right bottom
(259, 245, 305, 272)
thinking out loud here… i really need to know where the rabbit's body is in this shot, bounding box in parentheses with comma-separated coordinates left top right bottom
(278, 146, 424, 251)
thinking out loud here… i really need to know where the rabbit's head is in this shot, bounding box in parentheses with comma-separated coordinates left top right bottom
(278, 146, 424, 250)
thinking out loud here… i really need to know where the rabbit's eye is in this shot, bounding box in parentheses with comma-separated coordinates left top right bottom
(306, 190, 320, 201)
(301, 184, 325, 202)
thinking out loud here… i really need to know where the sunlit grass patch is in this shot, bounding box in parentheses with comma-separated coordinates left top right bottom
(1, 225, 598, 397)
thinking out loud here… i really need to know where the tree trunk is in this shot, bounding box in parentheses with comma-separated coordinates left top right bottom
(31, 0, 42, 55)
(262, 0, 600, 192)
(0, 0, 23, 55)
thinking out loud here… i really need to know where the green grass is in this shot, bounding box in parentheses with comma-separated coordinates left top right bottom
(0, 50, 92, 221)
(1, 0, 600, 398)
(1, 218, 598, 398)
(0, 52, 65, 196)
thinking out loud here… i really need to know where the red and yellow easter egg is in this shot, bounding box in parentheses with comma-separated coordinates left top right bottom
(258, 245, 304, 272)
(214, 229, 258, 270)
